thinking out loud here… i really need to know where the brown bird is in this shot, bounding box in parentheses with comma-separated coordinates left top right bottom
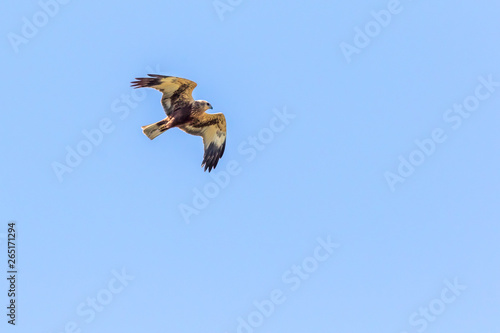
(131, 74, 226, 172)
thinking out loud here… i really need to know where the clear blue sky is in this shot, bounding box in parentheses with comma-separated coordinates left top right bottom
(1, 0, 499, 332)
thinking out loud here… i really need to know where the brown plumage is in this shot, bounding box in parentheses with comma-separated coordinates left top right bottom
(131, 74, 226, 172)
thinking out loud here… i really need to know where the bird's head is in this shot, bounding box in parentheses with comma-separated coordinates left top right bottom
(195, 100, 213, 112)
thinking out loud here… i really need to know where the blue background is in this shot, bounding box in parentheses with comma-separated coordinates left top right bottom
(1, 0, 499, 332)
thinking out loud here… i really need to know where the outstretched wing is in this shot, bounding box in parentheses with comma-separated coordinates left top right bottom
(179, 113, 226, 172)
(201, 114, 226, 172)
(131, 74, 197, 115)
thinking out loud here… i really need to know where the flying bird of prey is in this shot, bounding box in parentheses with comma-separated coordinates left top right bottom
(131, 74, 226, 172)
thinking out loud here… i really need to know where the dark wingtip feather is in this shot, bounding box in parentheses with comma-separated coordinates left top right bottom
(130, 79, 143, 88)
(130, 76, 163, 89)
(201, 141, 226, 172)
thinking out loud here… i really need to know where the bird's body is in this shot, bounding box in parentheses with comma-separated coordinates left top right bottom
(131, 74, 226, 172)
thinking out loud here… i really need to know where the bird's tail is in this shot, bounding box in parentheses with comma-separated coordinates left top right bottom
(141, 119, 170, 140)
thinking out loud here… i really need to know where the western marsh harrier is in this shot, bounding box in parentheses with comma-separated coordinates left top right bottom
(131, 74, 226, 172)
